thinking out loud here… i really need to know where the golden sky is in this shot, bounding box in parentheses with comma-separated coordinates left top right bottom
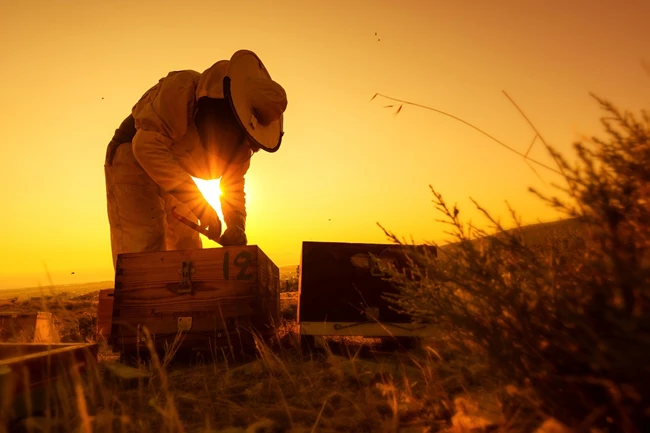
(1, 0, 648, 290)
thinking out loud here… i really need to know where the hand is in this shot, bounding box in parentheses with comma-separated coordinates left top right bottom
(220, 211, 247, 246)
(198, 206, 222, 241)
(219, 226, 247, 246)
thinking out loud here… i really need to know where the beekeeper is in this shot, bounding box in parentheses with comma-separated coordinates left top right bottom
(104, 50, 287, 268)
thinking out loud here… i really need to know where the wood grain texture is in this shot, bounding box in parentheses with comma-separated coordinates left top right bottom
(110, 246, 279, 353)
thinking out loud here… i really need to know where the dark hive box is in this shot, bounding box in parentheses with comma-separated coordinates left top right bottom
(298, 241, 437, 337)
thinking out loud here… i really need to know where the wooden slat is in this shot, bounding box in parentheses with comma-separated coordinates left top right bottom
(113, 302, 254, 336)
(114, 282, 255, 301)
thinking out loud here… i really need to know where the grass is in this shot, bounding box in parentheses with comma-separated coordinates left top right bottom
(0, 279, 567, 433)
(0, 294, 483, 433)
(0, 250, 594, 433)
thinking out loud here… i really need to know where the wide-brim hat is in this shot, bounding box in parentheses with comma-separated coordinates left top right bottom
(223, 50, 287, 153)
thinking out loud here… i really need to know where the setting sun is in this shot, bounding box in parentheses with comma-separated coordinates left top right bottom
(192, 177, 224, 221)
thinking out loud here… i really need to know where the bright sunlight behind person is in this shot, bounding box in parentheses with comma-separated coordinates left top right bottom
(192, 177, 225, 222)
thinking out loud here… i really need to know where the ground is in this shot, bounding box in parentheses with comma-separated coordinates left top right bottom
(0, 281, 543, 433)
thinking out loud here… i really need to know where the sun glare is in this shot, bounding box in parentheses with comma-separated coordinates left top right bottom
(192, 177, 224, 220)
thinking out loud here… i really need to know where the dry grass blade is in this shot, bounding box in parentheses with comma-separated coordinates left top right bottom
(525, 134, 537, 158)
(525, 159, 548, 188)
(371, 92, 562, 177)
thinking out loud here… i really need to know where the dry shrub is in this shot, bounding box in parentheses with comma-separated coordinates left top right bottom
(379, 95, 650, 432)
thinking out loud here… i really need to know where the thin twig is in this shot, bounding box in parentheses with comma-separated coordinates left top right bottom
(502, 91, 567, 179)
(525, 134, 537, 158)
(371, 93, 563, 176)
(525, 159, 548, 188)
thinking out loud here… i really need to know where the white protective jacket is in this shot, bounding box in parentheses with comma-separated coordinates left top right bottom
(104, 60, 250, 268)
(130, 60, 249, 220)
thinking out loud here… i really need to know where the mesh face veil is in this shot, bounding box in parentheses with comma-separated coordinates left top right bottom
(195, 97, 255, 166)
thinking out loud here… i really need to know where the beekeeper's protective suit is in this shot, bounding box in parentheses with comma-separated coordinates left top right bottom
(104, 50, 287, 268)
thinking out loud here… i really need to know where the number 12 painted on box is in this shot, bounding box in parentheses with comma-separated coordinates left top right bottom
(223, 251, 254, 281)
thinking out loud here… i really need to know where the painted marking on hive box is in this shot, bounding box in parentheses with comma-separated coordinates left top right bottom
(223, 250, 254, 281)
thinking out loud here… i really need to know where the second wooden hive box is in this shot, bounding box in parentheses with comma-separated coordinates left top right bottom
(298, 241, 438, 338)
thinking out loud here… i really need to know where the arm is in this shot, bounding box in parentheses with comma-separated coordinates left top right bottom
(130, 71, 209, 218)
(220, 158, 251, 229)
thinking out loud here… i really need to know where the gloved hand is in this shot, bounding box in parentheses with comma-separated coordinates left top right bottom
(220, 226, 247, 246)
(220, 211, 247, 246)
(198, 205, 222, 242)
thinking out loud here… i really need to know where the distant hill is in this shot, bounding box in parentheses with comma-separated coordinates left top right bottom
(484, 216, 586, 245)
(439, 216, 587, 253)
(0, 281, 114, 300)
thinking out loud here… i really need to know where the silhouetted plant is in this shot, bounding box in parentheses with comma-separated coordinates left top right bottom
(378, 95, 650, 432)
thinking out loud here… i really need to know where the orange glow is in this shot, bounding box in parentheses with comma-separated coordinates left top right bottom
(192, 177, 224, 222)
(1, 0, 649, 290)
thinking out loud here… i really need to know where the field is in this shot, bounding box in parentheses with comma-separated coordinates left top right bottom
(0, 223, 576, 433)
(0, 282, 472, 433)
(0, 245, 544, 433)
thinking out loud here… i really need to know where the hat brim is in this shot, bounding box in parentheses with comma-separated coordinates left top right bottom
(224, 50, 284, 153)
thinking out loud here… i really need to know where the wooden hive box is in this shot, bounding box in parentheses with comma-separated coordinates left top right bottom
(109, 246, 280, 357)
(298, 241, 437, 338)
(96, 288, 115, 342)
(0, 312, 56, 343)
